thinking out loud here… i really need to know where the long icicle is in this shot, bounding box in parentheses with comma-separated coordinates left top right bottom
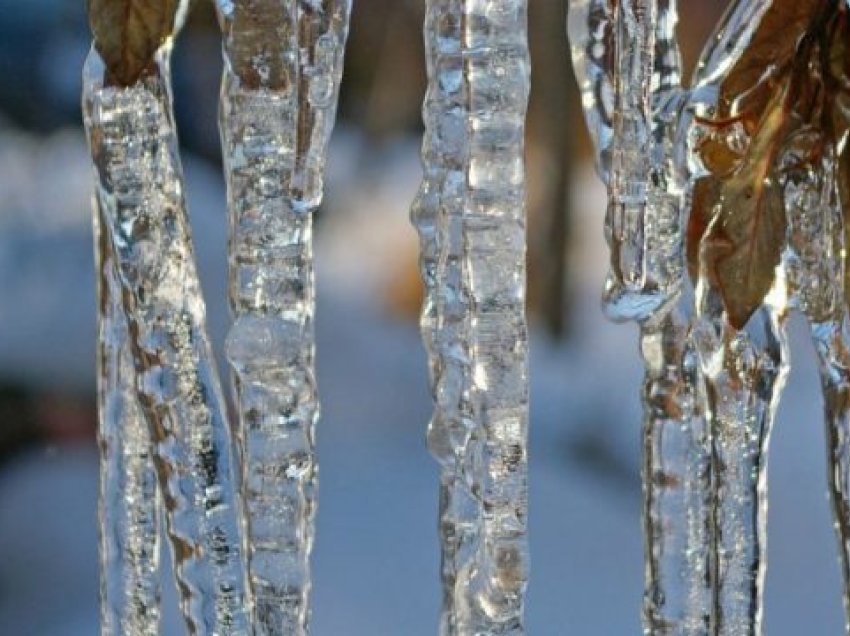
(414, 1, 531, 633)
(693, 306, 788, 636)
(568, 1, 713, 633)
(83, 41, 252, 634)
(684, 3, 825, 632)
(216, 1, 351, 633)
(412, 1, 473, 629)
(95, 204, 162, 636)
(640, 308, 712, 636)
(461, 1, 531, 630)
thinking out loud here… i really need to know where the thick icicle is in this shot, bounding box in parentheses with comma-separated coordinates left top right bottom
(569, 2, 713, 633)
(95, 208, 161, 636)
(691, 303, 788, 636)
(413, 1, 531, 633)
(83, 46, 251, 634)
(686, 2, 809, 632)
(216, 1, 351, 633)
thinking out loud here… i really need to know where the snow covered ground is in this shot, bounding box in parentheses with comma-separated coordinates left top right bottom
(0, 124, 845, 634)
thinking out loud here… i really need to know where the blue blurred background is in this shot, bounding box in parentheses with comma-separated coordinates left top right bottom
(0, 1, 844, 633)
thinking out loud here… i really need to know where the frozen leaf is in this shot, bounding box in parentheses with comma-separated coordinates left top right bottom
(87, 0, 181, 86)
(690, 0, 829, 329)
(827, 9, 850, 306)
(696, 84, 790, 330)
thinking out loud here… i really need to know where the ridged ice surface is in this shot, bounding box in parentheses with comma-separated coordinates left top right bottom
(569, 0, 686, 323)
(412, 1, 531, 633)
(569, 2, 712, 634)
(217, 1, 351, 633)
(83, 48, 251, 635)
(95, 210, 161, 636)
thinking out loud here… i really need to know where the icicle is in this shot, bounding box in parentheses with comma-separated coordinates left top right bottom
(413, 1, 531, 633)
(413, 1, 477, 628)
(693, 310, 787, 636)
(575, 0, 683, 321)
(640, 306, 712, 636)
(684, 2, 817, 632)
(83, 44, 251, 634)
(567, 0, 617, 180)
(569, 2, 713, 633)
(216, 1, 351, 633)
(412, 1, 472, 629)
(95, 205, 161, 636)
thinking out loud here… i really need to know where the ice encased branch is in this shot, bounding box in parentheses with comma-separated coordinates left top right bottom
(95, 208, 161, 636)
(83, 47, 251, 635)
(216, 1, 351, 633)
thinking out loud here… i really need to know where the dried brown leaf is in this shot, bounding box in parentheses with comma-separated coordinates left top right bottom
(710, 0, 824, 116)
(827, 9, 850, 307)
(698, 86, 790, 329)
(87, 0, 181, 87)
(688, 0, 830, 329)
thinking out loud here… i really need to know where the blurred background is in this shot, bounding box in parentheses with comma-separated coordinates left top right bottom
(0, 1, 845, 633)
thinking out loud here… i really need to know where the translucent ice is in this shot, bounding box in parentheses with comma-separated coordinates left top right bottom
(413, 1, 531, 633)
(216, 1, 351, 633)
(83, 47, 251, 635)
(569, 2, 712, 633)
(95, 208, 161, 636)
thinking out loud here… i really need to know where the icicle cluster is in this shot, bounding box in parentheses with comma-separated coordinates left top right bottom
(85, 0, 352, 633)
(217, 2, 351, 633)
(571, 0, 850, 634)
(84, 44, 253, 633)
(412, 1, 531, 633)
